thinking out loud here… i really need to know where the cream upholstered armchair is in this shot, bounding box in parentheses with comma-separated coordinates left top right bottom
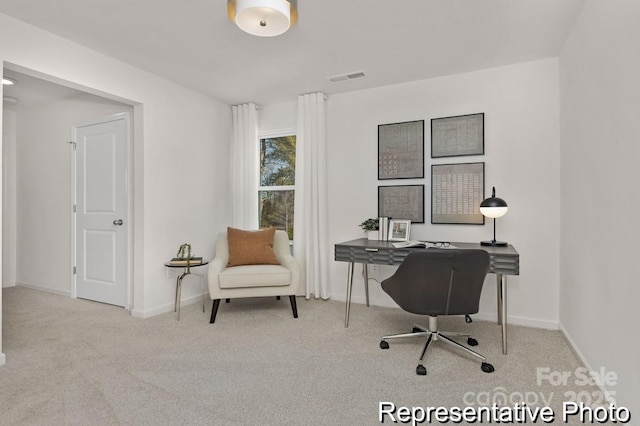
(208, 228, 300, 323)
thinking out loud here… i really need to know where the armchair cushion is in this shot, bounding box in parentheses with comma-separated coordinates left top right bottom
(219, 264, 292, 289)
(227, 227, 280, 267)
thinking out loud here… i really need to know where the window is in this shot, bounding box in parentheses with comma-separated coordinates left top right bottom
(259, 133, 296, 239)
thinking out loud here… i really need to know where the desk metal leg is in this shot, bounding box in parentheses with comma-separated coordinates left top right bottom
(363, 264, 370, 307)
(497, 274, 508, 354)
(496, 275, 502, 326)
(344, 262, 355, 327)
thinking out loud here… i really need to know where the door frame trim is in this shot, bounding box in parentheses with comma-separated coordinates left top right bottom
(70, 112, 133, 310)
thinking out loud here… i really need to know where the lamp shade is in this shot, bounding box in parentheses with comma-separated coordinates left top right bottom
(228, 0, 298, 37)
(480, 187, 508, 218)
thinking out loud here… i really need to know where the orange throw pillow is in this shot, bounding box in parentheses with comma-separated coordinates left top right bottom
(227, 227, 280, 267)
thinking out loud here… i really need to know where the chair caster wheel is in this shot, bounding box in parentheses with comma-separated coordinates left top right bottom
(481, 362, 495, 373)
(380, 341, 389, 350)
(465, 314, 473, 323)
(467, 337, 478, 346)
(416, 365, 427, 375)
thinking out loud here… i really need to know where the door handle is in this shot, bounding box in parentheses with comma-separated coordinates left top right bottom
(113, 219, 124, 226)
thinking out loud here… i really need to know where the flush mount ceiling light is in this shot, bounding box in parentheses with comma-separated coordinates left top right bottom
(2, 76, 17, 85)
(227, 0, 298, 37)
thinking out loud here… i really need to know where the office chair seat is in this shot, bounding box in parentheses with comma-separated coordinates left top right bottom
(379, 249, 494, 376)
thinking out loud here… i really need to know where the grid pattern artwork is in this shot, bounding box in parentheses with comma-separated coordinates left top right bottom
(431, 113, 484, 158)
(431, 162, 484, 224)
(378, 185, 425, 223)
(378, 120, 424, 179)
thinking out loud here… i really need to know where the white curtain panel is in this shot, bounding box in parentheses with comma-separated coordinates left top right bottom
(294, 93, 330, 299)
(231, 103, 259, 230)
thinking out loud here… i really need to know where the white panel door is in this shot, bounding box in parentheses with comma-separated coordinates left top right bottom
(74, 115, 128, 306)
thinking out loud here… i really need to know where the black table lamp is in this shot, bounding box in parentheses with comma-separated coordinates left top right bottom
(479, 186, 508, 247)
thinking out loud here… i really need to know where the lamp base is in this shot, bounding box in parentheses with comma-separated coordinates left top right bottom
(481, 240, 508, 247)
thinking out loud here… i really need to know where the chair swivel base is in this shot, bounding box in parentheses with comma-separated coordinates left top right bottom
(380, 320, 494, 376)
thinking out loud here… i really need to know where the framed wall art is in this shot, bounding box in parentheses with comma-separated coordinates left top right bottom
(431, 113, 484, 158)
(378, 120, 424, 179)
(378, 184, 424, 223)
(431, 162, 485, 225)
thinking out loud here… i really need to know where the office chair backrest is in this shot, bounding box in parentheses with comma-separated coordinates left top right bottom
(381, 249, 490, 316)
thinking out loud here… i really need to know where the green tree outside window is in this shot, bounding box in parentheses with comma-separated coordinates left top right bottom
(259, 135, 296, 239)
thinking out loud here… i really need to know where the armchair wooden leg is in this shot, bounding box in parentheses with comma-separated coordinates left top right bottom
(289, 295, 298, 319)
(210, 299, 221, 324)
(276, 296, 281, 300)
(225, 298, 230, 303)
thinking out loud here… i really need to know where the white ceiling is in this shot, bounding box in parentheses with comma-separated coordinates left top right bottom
(1, 0, 585, 106)
(3, 69, 85, 109)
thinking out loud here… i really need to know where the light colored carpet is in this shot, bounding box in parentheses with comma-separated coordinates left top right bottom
(1, 287, 598, 425)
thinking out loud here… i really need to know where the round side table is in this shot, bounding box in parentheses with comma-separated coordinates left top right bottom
(164, 259, 209, 320)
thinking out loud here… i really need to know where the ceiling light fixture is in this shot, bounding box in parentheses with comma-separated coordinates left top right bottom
(2, 76, 17, 85)
(227, 0, 298, 37)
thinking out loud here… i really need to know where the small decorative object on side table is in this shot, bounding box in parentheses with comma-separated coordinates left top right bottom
(165, 243, 209, 320)
(176, 243, 192, 260)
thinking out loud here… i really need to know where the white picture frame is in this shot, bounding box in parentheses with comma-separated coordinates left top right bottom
(388, 219, 411, 242)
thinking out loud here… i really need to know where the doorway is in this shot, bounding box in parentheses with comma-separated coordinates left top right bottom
(2, 67, 134, 305)
(72, 114, 130, 307)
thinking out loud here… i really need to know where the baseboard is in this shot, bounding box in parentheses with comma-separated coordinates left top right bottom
(558, 322, 617, 404)
(131, 292, 209, 319)
(0, 352, 6, 366)
(11, 282, 207, 320)
(472, 312, 559, 330)
(342, 294, 559, 330)
(15, 282, 71, 297)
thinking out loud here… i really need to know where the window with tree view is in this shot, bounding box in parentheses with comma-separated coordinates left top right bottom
(259, 134, 296, 240)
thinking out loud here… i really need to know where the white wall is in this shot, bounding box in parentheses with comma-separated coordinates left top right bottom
(259, 60, 561, 328)
(259, 100, 296, 134)
(326, 59, 561, 328)
(2, 108, 16, 289)
(559, 0, 640, 414)
(0, 12, 232, 361)
(13, 94, 131, 295)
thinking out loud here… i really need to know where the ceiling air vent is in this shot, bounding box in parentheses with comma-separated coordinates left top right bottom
(328, 71, 366, 83)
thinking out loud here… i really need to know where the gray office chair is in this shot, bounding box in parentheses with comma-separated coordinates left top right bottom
(379, 249, 494, 376)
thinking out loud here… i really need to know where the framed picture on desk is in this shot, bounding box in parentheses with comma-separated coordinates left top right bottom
(388, 219, 411, 241)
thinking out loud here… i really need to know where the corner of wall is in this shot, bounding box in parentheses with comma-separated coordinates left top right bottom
(558, 322, 617, 404)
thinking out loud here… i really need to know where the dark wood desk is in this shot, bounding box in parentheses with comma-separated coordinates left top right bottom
(334, 239, 519, 354)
